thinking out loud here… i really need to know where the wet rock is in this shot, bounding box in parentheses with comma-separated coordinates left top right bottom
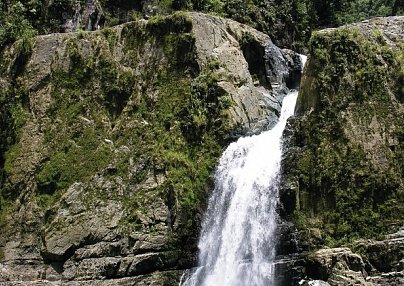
(305, 248, 368, 284)
(189, 12, 303, 135)
(353, 228, 404, 273)
(288, 229, 404, 286)
(62, 0, 105, 32)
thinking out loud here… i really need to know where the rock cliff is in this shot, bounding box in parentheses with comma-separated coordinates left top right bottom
(280, 16, 404, 285)
(0, 12, 301, 285)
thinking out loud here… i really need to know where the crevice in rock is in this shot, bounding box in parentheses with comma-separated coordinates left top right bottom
(49, 261, 64, 274)
(166, 185, 176, 231)
(239, 33, 271, 89)
(9, 46, 32, 81)
(41, 232, 99, 264)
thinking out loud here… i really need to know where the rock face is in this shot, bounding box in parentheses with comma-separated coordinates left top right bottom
(279, 16, 404, 285)
(294, 228, 404, 286)
(63, 0, 106, 32)
(0, 12, 301, 285)
(189, 12, 302, 136)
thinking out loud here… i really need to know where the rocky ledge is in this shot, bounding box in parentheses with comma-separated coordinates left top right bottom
(299, 227, 404, 286)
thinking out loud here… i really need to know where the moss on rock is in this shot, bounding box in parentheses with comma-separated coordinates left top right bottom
(0, 11, 302, 282)
(0, 13, 233, 266)
(282, 21, 404, 247)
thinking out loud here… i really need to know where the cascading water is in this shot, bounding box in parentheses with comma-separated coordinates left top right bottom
(181, 55, 307, 286)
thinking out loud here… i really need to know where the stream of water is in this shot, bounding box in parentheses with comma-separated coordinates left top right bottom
(181, 55, 306, 286)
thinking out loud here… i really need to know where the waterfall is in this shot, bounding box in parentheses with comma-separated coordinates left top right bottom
(181, 55, 307, 286)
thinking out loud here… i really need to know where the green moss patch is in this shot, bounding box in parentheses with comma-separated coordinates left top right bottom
(288, 28, 404, 246)
(0, 13, 232, 250)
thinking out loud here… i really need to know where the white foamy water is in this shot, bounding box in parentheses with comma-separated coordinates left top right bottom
(181, 55, 306, 286)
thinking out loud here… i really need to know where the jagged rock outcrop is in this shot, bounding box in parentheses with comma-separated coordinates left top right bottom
(295, 228, 404, 286)
(279, 16, 404, 286)
(0, 12, 301, 285)
(304, 247, 370, 285)
(189, 12, 302, 135)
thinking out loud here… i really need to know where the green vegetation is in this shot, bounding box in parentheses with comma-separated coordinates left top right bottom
(1, 0, 402, 52)
(0, 44, 31, 220)
(0, 91, 15, 183)
(133, 0, 403, 50)
(0, 0, 402, 263)
(121, 62, 231, 242)
(0, 1, 37, 50)
(0, 13, 231, 247)
(334, 0, 403, 25)
(114, 14, 231, 244)
(289, 28, 404, 246)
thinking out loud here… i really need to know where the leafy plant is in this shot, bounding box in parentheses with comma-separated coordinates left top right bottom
(0, 1, 37, 50)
